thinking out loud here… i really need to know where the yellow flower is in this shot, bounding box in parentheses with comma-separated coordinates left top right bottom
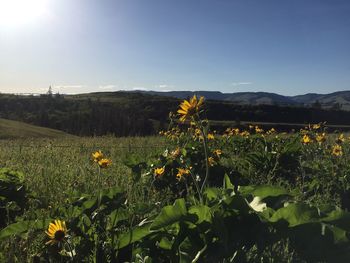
(207, 133, 215, 140)
(208, 157, 216, 167)
(332, 144, 343, 156)
(266, 128, 276, 135)
(316, 133, 326, 144)
(92, 150, 104, 162)
(255, 126, 264, 134)
(240, 131, 250, 137)
(45, 220, 67, 245)
(98, 158, 112, 168)
(213, 149, 222, 158)
(177, 95, 204, 122)
(302, 135, 313, 144)
(154, 167, 165, 177)
(195, 128, 201, 137)
(336, 133, 345, 144)
(170, 147, 181, 159)
(233, 128, 240, 135)
(176, 168, 190, 181)
(312, 123, 321, 130)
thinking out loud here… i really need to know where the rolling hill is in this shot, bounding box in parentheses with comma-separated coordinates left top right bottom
(130, 90, 350, 109)
(0, 118, 74, 139)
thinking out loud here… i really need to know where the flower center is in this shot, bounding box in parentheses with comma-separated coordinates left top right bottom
(54, 230, 65, 241)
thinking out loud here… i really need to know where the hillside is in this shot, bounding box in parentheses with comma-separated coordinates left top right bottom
(131, 90, 350, 109)
(0, 118, 74, 139)
(2, 91, 350, 137)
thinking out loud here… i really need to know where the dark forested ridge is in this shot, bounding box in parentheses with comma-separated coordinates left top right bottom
(1, 91, 350, 136)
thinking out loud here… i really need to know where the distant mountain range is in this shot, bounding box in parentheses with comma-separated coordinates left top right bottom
(130, 90, 350, 110)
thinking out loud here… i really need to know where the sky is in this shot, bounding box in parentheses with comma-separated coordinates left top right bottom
(0, 0, 350, 96)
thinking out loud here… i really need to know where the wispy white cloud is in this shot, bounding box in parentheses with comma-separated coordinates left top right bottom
(231, 82, 253, 86)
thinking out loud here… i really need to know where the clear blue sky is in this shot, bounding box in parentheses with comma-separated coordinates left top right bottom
(0, 0, 349, 95)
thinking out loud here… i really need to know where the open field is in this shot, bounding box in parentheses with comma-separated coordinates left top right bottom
(0, 118, 74, 139)
(2, 122, 350, 261)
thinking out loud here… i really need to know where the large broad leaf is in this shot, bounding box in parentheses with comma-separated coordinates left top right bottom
(150, 199, 187, 230)
(239, 185, 291, 199)
(188, 205, 212, 224)
(108, 208, 130, 230)
(203, 188, 220, 202)
(269, 203, 320, 226)
(0, 219, 52, 239)
(117, 223, 153, 249)
(322, 209, 350, 231)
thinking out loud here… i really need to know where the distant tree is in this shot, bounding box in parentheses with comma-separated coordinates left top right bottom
(47, 86, 53, 97)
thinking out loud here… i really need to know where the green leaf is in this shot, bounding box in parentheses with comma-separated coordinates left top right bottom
(117, 223, 153, 249)
(108, 208, 130, 229)
(203, 188, 220, 201)
(150, 199, 187, 230)
(188, 205, 212, 224)
(322, 209, 350, 231)
(269, 203, 320, 226)
(223, 174, 234, 190)
(239, 185, 291, 199)
(0, 219, 52, 240)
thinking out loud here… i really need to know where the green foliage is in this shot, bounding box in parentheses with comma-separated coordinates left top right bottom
(0, 168, 29, 227)
(2, 119, 350, 261)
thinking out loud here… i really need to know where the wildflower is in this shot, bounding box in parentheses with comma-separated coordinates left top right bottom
(233, 128, 240, 135)
(154, 167, 165, 177)
(302, 134, 313, 144)
(336, 133, 345, 144)
(249, 125, 254, 130)
(255, 126, 264, 134)
(332, 144, 343, 156)
(316, 133, 326, 144)
(176, 168, 190, 181)
(266, 128, 276, 135)
(45, 220, 67, 245)
(240, 131, 250, 137)
(208, 157, 216, 167)
(207, 133, 215, 140)
(92, 150, 104, 162)
(213, 149, 222, 158)
(98, 158, 112, 168)
(177, 95, 204, 122)
(312, 124, 321, 130)
(195, 128, 202, 137)
(170, 147, 181, 159)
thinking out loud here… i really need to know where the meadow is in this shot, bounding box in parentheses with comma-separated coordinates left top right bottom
(2, 97, 350, 262)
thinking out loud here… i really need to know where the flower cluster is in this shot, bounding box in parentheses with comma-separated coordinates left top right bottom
(92, 150, 112, 169)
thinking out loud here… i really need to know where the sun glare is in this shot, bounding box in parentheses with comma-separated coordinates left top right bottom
(0, 0, 48, 28)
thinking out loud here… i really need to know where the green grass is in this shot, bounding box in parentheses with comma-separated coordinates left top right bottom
(0, 118, 74, 139)
(0, 136, 167, 207)
(1, 130, 350, 261)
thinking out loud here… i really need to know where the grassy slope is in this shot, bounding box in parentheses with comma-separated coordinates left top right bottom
(0, 118, 74, 139)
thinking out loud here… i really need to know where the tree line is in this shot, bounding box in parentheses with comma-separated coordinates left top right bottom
(1, 92, 350, 136)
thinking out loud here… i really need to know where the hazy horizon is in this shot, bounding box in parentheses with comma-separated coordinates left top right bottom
(1, 0, 350, 96)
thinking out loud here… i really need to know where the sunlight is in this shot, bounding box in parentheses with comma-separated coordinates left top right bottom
(0, 0, 49, 28)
